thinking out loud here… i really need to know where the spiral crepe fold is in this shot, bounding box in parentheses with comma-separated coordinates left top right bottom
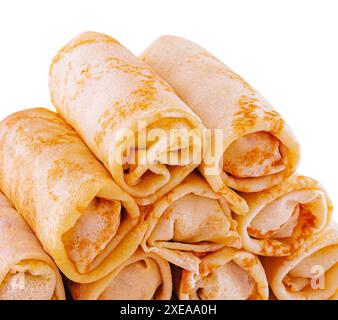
(142, 173, 241, 273)
(70, 248, 172, 300)
(0, 193, 65, 300)
(236, 174, 332, 256)
(175, 247, 269, 300)
(263, 223, 338, 300)
(0, 108, 145, 283)
(49, 31, 205, 206)
(141, 35, 300, 205)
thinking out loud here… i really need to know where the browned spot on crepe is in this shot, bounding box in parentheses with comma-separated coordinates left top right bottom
(200, 262, 221, 276)
(8, 115, 77, 153)
(263, 109, 285, 134)
(223, 66, 256, 94)
(232, 96, 284, 135)
(93, 59, 174, 147)
(256, 205, 317, 256)
(260, 238, 286, 256)
(232, 96, 259, 134)
(248, 227, 276, 239)
(285, 210, 319, 263)
(52, 37, 176, 149)
(246, 147, 277, 169)
(50, 33, 120, 77)
(76, 65, 92, 93)
(47, 159, 94, 202)
(287, 206, 317, 255)
(224, 145, 282, 178)
(186, 49, 285, 138)
(240, 256, 259, 269)
(93, 101, 121, 146)
(180, 271, 192, 296)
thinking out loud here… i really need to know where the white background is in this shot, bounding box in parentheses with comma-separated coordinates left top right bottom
(0, 0, 337, 219)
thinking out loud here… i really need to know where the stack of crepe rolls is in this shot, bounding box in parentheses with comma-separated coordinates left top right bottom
(263, 223, 338, 300)
(0, 192, 65, 300)
(141, 36, 301, 202)
(175, 247, 269, 300)
(141, 173, 241, 273)
(69, 248, 172, 300)
(0, 31, 335, 301)
(49, 31, 206, 207)
(0, 108, 146, 283)
(236, 174, 333, 256)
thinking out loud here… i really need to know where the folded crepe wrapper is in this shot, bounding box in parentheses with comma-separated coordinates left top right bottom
(236, 174, 333, 257)
(0, 192, 65, 300)
(141, 172, 241, 273)
(141, 35, 300, 200)
(262, 223, 338, 300)
(175, 247, 269, 300)
(0, 108, 146, 283)
(69, 248, 172, 300)
(49, 31, 205, 206)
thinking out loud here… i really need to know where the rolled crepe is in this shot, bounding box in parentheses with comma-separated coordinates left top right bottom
(142, 173, 241, 273)
(49, 31, 206, 207)
(236, 174, 332, 256)
(175, 247, 269, 300)
(0, 108, 146, 283)
(141, 35, 301, 195)
(263, 223, 338, 300)
(70, 248, 172, 300)
(0, 192, 65, 300)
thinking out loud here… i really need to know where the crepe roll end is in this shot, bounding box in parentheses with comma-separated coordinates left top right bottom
(0, 261, 57, 300)
(263, 224, 338, 300)
(175, 248, 269, 300)
(237, 175, 333, 257)
(141, 35, 301, 193)
(69, 249, 172, 300)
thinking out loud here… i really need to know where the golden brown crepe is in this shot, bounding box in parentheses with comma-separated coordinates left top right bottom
(49, 31, 208, 207)
(141, 35, 301, 197)
(175, 247, 269, 300)
(236, 174, 333, 256)
(0, 192, 65, 300)
(70, 248, 172, 300)
(141, 173, 241, 273)
(0, 108, 146, 283)
(263, 223, 338, 300)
